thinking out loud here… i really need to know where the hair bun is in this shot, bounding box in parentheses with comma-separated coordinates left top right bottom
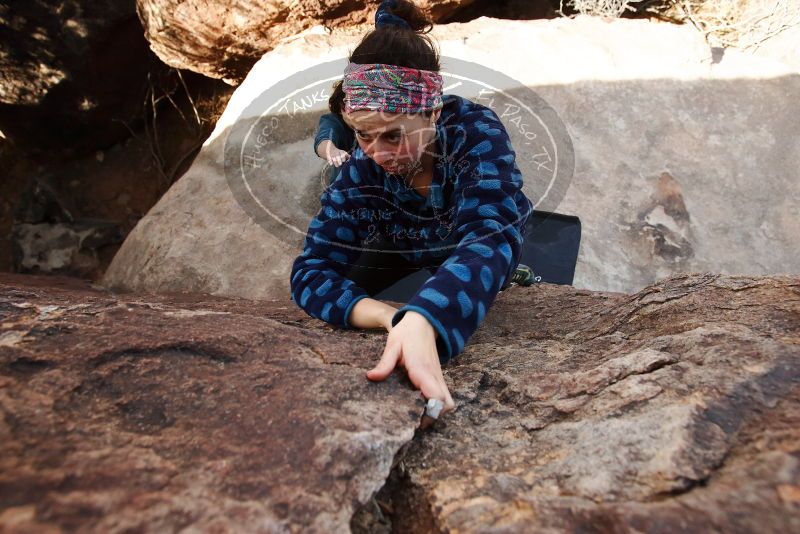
(374, 0, 433, 34)
(375, 0, 412, 30)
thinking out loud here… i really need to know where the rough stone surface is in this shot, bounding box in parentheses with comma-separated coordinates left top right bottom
(0, 69, 236, 280)
(10, 177, 124, 278)
(0, 0, 169, 157)
(378, 272, 800, 533)
(135, 0, 475, 83)
(0, 273, 422, 533)
(101, 16, 800, 298)
(2, 272, 799, 532)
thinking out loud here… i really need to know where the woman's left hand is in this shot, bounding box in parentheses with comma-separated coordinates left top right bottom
(366, 311, 456, 428)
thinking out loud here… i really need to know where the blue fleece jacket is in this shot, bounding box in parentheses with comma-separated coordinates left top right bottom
(314, 113, 357, 155)
(292, 94, 534, 364)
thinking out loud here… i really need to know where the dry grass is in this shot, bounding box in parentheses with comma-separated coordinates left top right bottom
(560, 0, 642, 18)
(559, 0, 800, 50)
(668, 0, 800, 49)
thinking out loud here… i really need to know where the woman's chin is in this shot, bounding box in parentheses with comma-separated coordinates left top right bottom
(382, 161, 417, 174)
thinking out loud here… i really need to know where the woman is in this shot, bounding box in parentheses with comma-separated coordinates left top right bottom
(291, 0, 534, 425)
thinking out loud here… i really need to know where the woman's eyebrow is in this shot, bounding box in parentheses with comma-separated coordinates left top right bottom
(354, 128, 402, 135)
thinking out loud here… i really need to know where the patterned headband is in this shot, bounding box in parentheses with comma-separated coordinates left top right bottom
(342, 62, 443, 114)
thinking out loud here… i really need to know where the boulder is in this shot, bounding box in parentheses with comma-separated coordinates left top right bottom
(135, 0, 476, 83)
(1, 272, 798, 531)
(102, 15, 800, 297)
(378, 272, 800, 532)
(0, 68, 237, 280)
(10, 177, 124, 279)
(0, 0, 170, 157)
(0, 272, 421, 532)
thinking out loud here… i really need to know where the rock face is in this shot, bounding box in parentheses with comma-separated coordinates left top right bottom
(383, 273, 800, 532)
(135, 0, 475, 83)
(102, 15, 800, 297)
(10, 177, 124, 279)
(0, 0, 169, 157)
(0, 273, 422, 532)
(1, 272, 799, 532)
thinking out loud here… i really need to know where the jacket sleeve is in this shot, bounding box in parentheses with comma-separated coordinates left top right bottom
(390, 107, 533, 364)
(289, 157, 375, 328)
(314, 113, 356, 156)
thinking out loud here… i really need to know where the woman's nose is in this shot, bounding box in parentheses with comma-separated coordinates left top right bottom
(368, 142, 399, 164)
(372, 154, 395, 166)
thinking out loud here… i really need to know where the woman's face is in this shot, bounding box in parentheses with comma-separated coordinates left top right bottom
(342, 109, 441, 174)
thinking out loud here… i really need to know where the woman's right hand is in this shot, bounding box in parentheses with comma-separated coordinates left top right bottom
(367, 310, 456, 429)
(318, 140, 351, 167)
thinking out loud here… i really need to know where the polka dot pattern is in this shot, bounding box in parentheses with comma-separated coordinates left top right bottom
(336, 227, 355, 242)
(328, 251, 348, 264)
(480, 265, 494, 292)
(443, 263, 472, 282)
(315, 278, 333, 297)
(477, 205, 500, 218)
(476, 301, 486, 325)
(335, 289, 353, 309)
(419, 288, 449, 309)
(466, 243, 495, 258)
(459, 197, 480, 210)
(498, 242, 512, 264)
(468, 139, 493, 157)
(475, 161, 499, 176)
(451, 328, 465, 353)
(330, 190, 345, 205)
(457, 290, 473, 318)
(300, 286, 312, 307)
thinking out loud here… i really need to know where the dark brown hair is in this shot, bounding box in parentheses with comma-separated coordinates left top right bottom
(328, 0, 440, 119)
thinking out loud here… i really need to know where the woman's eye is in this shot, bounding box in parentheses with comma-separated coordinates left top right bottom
(355, 130, 401, 143)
